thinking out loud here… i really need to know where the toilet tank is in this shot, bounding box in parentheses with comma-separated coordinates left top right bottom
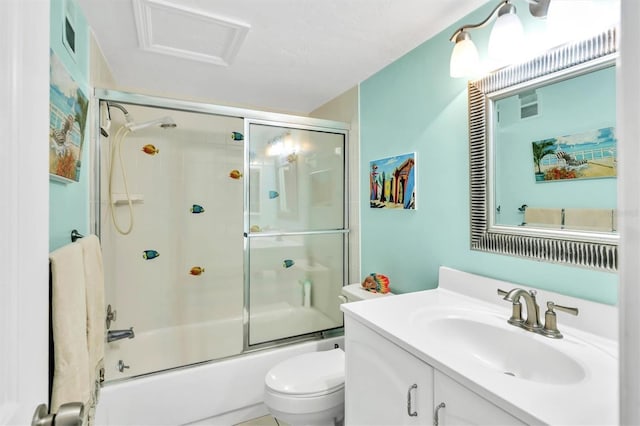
(339, 283, 393, 303)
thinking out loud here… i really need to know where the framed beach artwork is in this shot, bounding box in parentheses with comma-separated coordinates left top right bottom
(49, 49, 89, 183)
(369, 152, 416, 209)
(531, 127, 616, 183)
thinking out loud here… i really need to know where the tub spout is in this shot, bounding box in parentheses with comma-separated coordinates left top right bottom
(107, 327, 135, 343)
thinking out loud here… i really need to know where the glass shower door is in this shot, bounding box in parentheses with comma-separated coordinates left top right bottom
(246, 122, 347, 345)
(100, 101, 245, 380)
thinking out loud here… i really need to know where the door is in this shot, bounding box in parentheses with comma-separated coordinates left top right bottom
(245, 121, 348, 346)
(0, 0, 50, 424)
(433, 371, 525, 425)
(344, 318, 434, 425)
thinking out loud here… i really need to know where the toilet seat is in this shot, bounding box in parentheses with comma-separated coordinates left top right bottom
(264, 384, 344, 416)
(265, 349, 345, 396)
(264, 349, 345, 421)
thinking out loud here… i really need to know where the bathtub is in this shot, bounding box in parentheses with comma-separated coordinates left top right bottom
(103, 316, 244, 380)
(95, 335, 344, 425)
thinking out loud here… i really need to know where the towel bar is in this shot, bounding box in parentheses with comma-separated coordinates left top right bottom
(70, 229, 84, 242)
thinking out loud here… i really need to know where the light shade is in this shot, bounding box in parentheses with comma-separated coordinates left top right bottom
(449, 31, 479, 78)
(547, 0, 618, 45)
(488, 4, 525, 61)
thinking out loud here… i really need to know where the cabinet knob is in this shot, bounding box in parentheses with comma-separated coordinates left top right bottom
(407, 384, 418, 417)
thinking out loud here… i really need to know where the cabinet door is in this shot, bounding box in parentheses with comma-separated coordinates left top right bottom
(434, 371, 525, 425)
(345, 317, 433, 425)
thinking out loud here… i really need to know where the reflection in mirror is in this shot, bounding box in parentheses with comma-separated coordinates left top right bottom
(247, 123, 345, 233)
(277, 160, 298, 219)
(249, 167, 261, 214)
(469, 27, 618, 271)
(492, 66, 616, 232)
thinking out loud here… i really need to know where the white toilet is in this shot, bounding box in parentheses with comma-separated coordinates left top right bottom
(264, 283, 392, 426)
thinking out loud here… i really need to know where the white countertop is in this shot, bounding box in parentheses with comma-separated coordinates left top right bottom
(341, 267, 618, 425)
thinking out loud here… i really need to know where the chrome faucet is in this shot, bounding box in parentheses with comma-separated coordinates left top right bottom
(501, 288, 542, 332)
(107, 327, 135, 343)
(498, 288, 579, 339)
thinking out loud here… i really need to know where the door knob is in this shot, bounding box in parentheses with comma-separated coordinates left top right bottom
(55, 402, 84, 426)
(31, 404, 53, 426)
(32, 402, 84, 426)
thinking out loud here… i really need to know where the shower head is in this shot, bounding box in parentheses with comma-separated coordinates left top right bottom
(125, 116, 177, 132)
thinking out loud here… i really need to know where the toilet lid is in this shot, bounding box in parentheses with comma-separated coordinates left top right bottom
(265, 349, 345, 395)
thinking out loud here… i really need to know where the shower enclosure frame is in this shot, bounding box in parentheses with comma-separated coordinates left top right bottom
(242, 118, 350, 351)
(91, 89, 351, 374)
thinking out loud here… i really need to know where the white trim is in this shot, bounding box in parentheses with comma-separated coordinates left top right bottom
(619, 1, 640, 423)
(0, 0, 50, 423)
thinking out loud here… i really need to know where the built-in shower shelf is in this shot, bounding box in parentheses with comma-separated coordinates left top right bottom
(111, 194, 144, 206)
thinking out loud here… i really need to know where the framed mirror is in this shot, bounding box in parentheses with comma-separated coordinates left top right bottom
(468, 27, 618, 271)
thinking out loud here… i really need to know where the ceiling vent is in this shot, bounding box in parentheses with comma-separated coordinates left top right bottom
(132, 0, 250, 66)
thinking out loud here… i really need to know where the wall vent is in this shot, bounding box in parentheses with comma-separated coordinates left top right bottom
(519, 90, 539, 119)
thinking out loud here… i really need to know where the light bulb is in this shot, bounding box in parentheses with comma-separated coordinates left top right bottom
(488, 4, 525, 62)
(449, 31, 480, 78)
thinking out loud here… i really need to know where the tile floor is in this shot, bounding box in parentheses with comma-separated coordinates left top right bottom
(235, 415, 289, 426)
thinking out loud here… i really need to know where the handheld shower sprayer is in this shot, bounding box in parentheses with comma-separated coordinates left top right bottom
(103, 100, 178, 236)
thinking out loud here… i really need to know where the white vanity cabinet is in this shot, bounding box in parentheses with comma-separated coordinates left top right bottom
(342, 268, 619, 425)
(344, 318, 434, 425)
(345, 316, 524, 426)
(433, 371, 525, 425)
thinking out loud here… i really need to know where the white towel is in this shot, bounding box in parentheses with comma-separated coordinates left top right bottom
(564, 208, 614, 232)
(77, 235, 105, 420)
(524, 208, 563, 227)
(49, 243, 91, 414)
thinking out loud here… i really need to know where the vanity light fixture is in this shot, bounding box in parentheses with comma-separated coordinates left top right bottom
(449, 0, 550, 78)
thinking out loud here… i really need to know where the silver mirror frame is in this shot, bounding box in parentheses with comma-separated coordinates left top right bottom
(468, 27, 619, 271)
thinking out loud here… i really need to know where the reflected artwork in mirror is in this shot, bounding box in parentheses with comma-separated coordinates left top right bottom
(468, 27, 618, 271)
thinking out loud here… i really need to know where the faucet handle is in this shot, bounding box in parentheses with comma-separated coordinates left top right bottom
(106, 304, 117, 329)
(497, 288, 523, 325)
(549, 301, 579, 316)
(542, 301, 579, 338)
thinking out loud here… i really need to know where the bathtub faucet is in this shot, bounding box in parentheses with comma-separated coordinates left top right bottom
(107, 327, 135, 343)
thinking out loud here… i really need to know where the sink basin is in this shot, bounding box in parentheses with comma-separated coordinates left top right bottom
(421, 316, 586, 385)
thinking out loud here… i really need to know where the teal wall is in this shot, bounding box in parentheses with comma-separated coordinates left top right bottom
(359, 3, 618, 304)
(49, 0, 90, 251)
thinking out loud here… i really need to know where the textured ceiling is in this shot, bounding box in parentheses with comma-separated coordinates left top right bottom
(78, 0, 488, 114)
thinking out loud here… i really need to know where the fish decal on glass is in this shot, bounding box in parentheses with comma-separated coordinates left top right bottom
(286, 153, 298, 163)
(190, 204, 205, 214)
(283, 259, 295, 268)
(268, 190, 280, 199)
(231, 132, 244, 141)
(190, 266, 205, 276)
(142, 144, 159, 155)
(250, 225, 262, 233)
(142, 250, 160, 260)
(229, 169, 243, 180)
